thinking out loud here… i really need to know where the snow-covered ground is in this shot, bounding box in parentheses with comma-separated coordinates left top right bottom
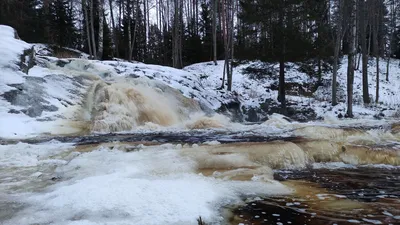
(184, 60, 316, 109)
(185, 58, 400, 120)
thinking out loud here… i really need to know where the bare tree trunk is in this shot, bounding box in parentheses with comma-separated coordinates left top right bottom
(220, 59, 226, 89)
(346, 0, 356, 118)
(90, 0, 97, 59)
(354, 0, 358, 68)
(221, 0, 229, 88)
(172, 0, 183, 68)
(278, 1, 286, 111)
(97, 0, 104, 59)
(359, 0, 369, 104)
(332, 0, 344, 106)
(146, 0, 150, 56)
(367, 23, 372, 56)
(212, 0, 218, 65)
(196, 0, 199, 35)
(43, 0, 51, 43)
(131, 0, 140, 60)
(127, 0, 133, 61)
(356, 50, 361, 70)
(109, 0, 119, 57)
(373, 0, 379, 103)
(386, 0, 396, 81)
(83, 0, 93, 57)
(179, 0, 183, 67)
(227, 0, 234, 91)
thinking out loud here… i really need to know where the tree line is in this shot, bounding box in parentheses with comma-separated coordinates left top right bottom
(0, 0, 399, 116)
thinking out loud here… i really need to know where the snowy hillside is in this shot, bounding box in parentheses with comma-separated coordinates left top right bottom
(1, 24, 400, 139)
(185, 58, 400, 121)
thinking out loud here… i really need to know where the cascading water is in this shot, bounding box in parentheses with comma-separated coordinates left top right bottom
(81, 77, 202, 132)
(43, 58, 232, 133)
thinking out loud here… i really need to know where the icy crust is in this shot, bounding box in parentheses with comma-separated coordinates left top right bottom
(4, 145, 292, 225)
(312, 162, 400, 170)
(0, 140, 74, 168)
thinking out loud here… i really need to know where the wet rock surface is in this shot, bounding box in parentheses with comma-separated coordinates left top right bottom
(19, 47, 35, 74)
(244, 99, 318, 123)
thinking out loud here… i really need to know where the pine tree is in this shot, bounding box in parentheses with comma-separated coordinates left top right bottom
(49, 0, 78, 48)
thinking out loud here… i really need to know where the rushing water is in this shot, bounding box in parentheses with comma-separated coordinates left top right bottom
(0, 123, 399, 225)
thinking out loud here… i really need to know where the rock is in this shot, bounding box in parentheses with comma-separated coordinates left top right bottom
(22, 107, 43, 117)
(338, 113, 343, 119)
(8, 109, 20, 114)
(19, 46, 35, 74)
(1, 76, 60, 118)
(56, 59, 70, 67)
(43, 105, 58, 112)
(373, 112, 385, 120)
(247, 108, 259, 122)
(217, 100, 243, 122)
(13, 28, 21, 39)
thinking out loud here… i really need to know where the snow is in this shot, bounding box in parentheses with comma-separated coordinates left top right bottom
(185, 58, 400, 121)
(0, 25, 31, 69)
(0, 27, 89, 138)
(314, 56, 400, 118)
(33, 43, 90, 59)
(2, 144, 292, 225)
(0, 140, 74, 168)
(0, 25, 29, 94)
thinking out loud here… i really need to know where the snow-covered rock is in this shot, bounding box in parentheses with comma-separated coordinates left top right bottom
(0, 25, 91, 138)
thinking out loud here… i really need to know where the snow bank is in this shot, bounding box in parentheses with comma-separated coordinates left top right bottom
(0, 25, 31, 70)
(0, 27, 90, 138)
(0, 25, 30, 94)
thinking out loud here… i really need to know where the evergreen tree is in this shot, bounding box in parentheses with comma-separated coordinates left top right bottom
(49, 0, 78, 48)
(199, 2, 213, 61)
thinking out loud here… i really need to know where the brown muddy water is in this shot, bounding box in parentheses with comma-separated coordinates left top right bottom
(230, 167, 400, 225)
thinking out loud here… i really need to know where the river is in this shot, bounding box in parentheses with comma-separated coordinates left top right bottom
(0, 122, 399, 225)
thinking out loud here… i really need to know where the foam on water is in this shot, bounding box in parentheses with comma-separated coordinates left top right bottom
(3, 144, 292, 225)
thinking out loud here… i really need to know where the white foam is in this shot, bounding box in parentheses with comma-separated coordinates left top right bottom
(0, 141, 74, 168)
(4, 145, 291, 225)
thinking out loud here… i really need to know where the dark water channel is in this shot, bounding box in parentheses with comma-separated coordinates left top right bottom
(232, 167, 400, 225)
